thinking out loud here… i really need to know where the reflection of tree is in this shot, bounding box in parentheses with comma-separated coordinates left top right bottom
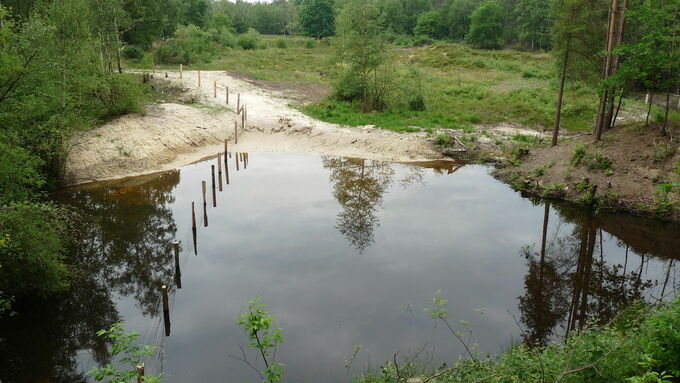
(322, 157, 394, 253)
(0, 277, 118, 382)
(0, 170, 182, 381)
(62, 170, 180, 316)
(518, 206, 658, 347)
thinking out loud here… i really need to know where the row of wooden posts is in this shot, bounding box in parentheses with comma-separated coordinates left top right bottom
(139, 64, 254, 382)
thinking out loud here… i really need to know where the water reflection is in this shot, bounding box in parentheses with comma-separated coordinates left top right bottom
(1, 154, 679, 383)
(518, 203, 675, 347)
(322, 157, 394, 253)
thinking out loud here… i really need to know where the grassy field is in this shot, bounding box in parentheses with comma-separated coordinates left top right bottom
(144, 35, 678, 134)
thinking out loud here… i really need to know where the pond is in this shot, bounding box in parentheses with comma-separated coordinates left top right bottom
(1, 152, 679, 383)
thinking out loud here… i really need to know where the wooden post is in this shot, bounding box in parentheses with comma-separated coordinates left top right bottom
(236, 152, 240, 171)
(202, 181, 207, 207)
(191, 202, 197, 255)
(161, 285, 170, 336)
(198, 70, 201, 87)
(180, 64, 183, 79)
(226, 87, 229, 105)
(211, 165, 216, 207)
(191, 202, 196, 229)
(242, 110, 245, 131)
(645, 93, 651, 104)
(214, 80, 217, 98)
(245, 105, 247, 122)
(173, 241, 182, 289)
(225, 152, 230, 185)
(152, 57, 155, 74)
(237, 93, 240, 111)
(136, 365, 145, 383)
(244, 152, 247, 170)
(224, 139, 228, 156)
(217, 154, 223, 191)
(234, 121, 238, 144)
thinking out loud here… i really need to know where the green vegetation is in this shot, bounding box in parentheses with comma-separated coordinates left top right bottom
(354, 293, 680, 383)
(87, 323, 162, 383)
(237, 297, 284, 383)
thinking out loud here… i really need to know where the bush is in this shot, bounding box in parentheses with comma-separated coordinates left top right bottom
(304, 39, 316, 49)
(0, 140, 45, 204)
(155, 24, 217, 64)
(353, 296, 680, 383)
(238, 29, 260, 50)
(215, 30, 236, 48)
(95, 74, 147, 118)
(412, 34, 434, 47)
(276, 38, 288, 49)
(122, 46, 145, 62)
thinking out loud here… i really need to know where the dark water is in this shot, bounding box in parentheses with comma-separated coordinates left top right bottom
(1, 152, 679, 383)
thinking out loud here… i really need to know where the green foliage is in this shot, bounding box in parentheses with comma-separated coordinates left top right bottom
(434, 133, 452, 147)
(414, 10, 442, 39)
(299, 0, 335, 39)
(122, 46, 145, 62)
(572, 144, 587, 166)
(0, 203, 77, 299)
(87, 323, 162, 383)
(355, 296, 680, 383)
(332, 0, 391, 112)
(276, 38, 288, 49)
(155, 24, 217, 64)
(237, 297, 284, 383)
(0, 139, 45, 204)
(238, 29, 260, 50)
(444, 0, 478, 40)
(465, 0, 504, 49)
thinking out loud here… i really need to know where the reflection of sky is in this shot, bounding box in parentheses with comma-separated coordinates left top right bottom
(76, 153, 677, 383)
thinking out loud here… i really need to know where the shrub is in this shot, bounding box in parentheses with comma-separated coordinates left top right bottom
(122, 46, 145, 62)
(434, 133, 452, 147)
(412, 34, 434, 47)
(0, 140, 45, 204)
(276, 38, 288, 49)
(155, 24, 217, 64)
(216, 30, 237, 48)
(238, 29, 260, 50)
(304, 39, 316, 49)
(95, 74, 147, 118)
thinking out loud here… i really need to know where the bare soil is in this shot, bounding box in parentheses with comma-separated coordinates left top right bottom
(495, 123, 680, 220)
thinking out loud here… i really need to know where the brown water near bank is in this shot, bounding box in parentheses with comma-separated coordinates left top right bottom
(1, 153, 678, 383)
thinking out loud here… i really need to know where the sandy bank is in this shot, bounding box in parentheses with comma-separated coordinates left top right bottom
(63, 70, 444, 186)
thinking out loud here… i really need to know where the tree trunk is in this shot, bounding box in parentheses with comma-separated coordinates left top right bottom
(611, 89, 624, 129)
(663, 90, 671, 136)
(594, 0, 620, 141)
(645, 93, 653, 126)
(603, 0, 628, 130)
(553, 50, 569, 146)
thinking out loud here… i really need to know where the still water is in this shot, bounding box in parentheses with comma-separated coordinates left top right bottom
(1, 152, 679, 383)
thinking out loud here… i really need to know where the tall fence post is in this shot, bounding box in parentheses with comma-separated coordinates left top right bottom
(234, 121, 238, 144)
(217, 154, 223, 191)
(211, 165, 216, 207)
(237, 93, 240, 111)
(191, 202, 197, 255)
(214, 80, 217, 98)
(161, 285, 170, 336)
(226, 87, 229, 105)
(180, 64, 183, 79)
(198, 70, 201, 87)
(173, 241, 182, 289)
(236, 152, 240, 171)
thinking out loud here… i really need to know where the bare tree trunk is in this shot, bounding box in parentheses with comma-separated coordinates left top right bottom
(611, 89, 624, 129)
(594, 0, 620, 141)
(645, 93, 653, 126)
(553, 50, 569, 146)
(604, 0, 628, 130)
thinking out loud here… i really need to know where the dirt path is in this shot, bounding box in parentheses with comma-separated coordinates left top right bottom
(63, 70, 444, 186)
